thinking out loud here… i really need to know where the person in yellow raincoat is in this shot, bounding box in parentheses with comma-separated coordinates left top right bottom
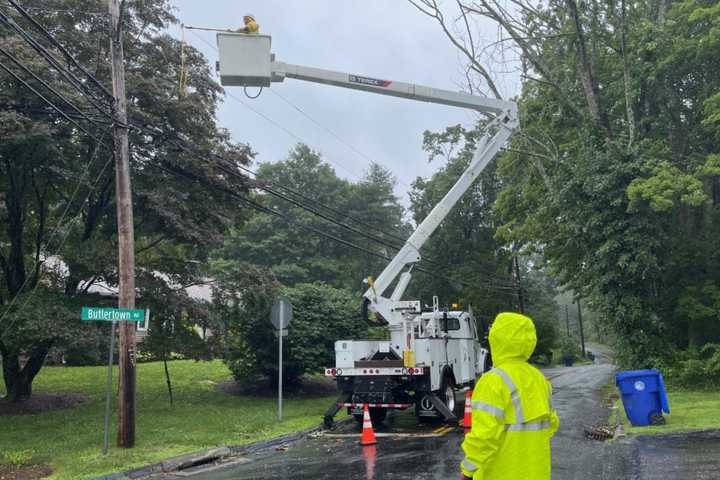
(238, 14, 259, 34)
(460, 312, 559, 480)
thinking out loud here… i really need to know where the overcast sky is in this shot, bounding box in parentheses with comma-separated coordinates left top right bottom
(169, 1, 519, 204)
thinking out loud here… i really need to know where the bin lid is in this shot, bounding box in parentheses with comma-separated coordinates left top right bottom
(615, 369, 669, 415)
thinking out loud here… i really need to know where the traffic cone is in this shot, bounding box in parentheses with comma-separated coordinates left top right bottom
(462, 390, 473, 430)
(360, 404, 377, 446)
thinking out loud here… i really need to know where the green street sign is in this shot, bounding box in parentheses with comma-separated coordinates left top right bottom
(81, 307, 145, 322)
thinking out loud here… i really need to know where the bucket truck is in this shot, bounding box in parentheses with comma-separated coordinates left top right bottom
(215, 33, 519, 426)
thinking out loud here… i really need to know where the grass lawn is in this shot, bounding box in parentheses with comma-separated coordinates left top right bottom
(0, 360, 339, 479)
(614, 385, 720, 435)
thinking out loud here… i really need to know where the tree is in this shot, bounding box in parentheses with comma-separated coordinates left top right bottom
(0, 0, 250, 401)
(216, 144, 409, 292)
(409, 124, 559, 353)
(412, 0, 720, 365)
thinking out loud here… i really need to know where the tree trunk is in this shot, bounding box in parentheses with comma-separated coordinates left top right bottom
(1, 344, 51, 403)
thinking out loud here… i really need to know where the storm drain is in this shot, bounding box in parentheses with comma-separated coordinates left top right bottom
(583, 423, 616, 441)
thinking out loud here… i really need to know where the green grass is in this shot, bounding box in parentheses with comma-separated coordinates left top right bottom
(614, 386, 720, 435)
(0, 360, 339, 479)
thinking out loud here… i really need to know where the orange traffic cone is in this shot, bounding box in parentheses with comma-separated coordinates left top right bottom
(462, 390, 473, 430)
(360, 404, 377, 446)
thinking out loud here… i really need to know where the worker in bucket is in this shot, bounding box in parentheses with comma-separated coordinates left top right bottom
(237, 14, 259, 34)
(460, 312, 559, 479)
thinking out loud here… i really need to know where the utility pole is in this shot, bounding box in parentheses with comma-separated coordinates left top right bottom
(109, 0, 136, 448)
(565, 304, 570, 336)
(513, 255, 525, 314)
(576, 299, 586, 358)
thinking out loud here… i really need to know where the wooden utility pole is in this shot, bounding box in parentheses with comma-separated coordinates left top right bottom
(513, 255, 525, 314)
(565, 304, 570, 336)
(576, 299, 586, 358)
(109, 0, 136, 448)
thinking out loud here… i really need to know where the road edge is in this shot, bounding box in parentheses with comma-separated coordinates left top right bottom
(88, 417, 354, 480)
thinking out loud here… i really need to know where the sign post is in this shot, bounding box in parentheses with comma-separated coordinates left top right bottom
(270, 297, 292, 421)
(82, 307, 146, 454)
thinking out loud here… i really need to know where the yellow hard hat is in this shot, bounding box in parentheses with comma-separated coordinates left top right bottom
(244, 13, 255, 21)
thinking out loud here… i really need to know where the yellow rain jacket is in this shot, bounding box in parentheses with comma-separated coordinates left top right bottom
(239, 18, 259, 34)
(460, 312, 559, 480)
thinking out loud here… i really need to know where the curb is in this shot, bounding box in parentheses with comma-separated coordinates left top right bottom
(89, 417, 353, 480)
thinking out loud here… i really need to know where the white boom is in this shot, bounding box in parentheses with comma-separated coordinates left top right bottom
(216, 32, 518, 335)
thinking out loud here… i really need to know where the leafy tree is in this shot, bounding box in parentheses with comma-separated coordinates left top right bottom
(415, 0, 720, 366)
(0, 0, 250, 401)
(409, 125, 560, 353)
(217, 144, 408, 291)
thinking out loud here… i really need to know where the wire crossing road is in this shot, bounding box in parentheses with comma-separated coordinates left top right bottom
(156, 362, 621, 479)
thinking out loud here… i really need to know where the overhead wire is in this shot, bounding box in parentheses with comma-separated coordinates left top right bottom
(0, 140, 114, 333)
(0, 45, 111, 132)
(5, 0, 113, 99)
(147, 159, 516, 294)
(0, 11, 517, 296)
(0, 9, 114, 121)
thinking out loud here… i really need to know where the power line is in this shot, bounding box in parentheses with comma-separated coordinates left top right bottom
(149, 159, 515, 294)
(0, 59, 98, 137)
(6, 0, 113, 99)
(2, 12, 517, 292)
(3, 12, 501, 280)
(0, 9, 113, 116)
(0, 45, 111, 131)
(0, 142, 113, 333)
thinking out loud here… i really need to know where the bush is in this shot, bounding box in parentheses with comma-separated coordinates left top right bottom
(663, 343, 720, 389)
(221, 283, 368, 387)
(559, 335, 581, 362)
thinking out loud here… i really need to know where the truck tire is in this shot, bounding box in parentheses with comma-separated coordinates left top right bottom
(439, 374, 457, 414)
(415, 374, 456, 423)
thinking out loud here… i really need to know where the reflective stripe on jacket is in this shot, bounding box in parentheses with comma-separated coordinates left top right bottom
(460, 312, 560, 480)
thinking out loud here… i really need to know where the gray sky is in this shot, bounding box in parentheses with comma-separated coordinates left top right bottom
(170, 1, 519, 203)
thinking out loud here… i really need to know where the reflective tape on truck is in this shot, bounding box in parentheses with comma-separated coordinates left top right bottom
(338, 402, 412, 409)
(323, 366, 426, 377)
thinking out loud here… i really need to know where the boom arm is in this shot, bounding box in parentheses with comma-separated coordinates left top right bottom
(216, 33, 519, 326)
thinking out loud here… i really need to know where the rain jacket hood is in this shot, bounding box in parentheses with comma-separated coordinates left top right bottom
(489, 312, 537, 365)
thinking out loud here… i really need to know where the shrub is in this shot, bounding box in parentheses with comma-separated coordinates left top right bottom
(221, 283, 368, 387)
(663, 343, 720, 389)
(559, 335, 581, 361)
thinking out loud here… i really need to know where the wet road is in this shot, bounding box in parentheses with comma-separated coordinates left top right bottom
(635, 431, 720, 479)
(158, 361, 621, 480)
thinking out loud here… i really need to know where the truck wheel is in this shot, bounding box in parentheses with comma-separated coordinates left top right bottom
(415, 375, 456, 423)
(439, 375, 456, 414)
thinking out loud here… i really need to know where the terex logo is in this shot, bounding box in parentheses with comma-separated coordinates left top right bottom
(349, 74, 392, 88)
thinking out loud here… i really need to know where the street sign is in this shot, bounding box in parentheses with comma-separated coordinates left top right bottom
(82, 307, 145, 322)
(270, 296, 293, 422)
(270, 297, 293, 330)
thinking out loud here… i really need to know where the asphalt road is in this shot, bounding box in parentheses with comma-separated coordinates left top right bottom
(158, 360, 622, 479)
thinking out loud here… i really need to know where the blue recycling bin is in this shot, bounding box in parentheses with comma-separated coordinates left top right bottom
(615, 369, 670, 427)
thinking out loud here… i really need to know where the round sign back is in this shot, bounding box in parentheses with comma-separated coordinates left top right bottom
(270, 296, 293, 330)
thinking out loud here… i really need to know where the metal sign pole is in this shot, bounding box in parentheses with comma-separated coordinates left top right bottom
(103, 320, 117, 455)
(278, 303, 283, 421)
